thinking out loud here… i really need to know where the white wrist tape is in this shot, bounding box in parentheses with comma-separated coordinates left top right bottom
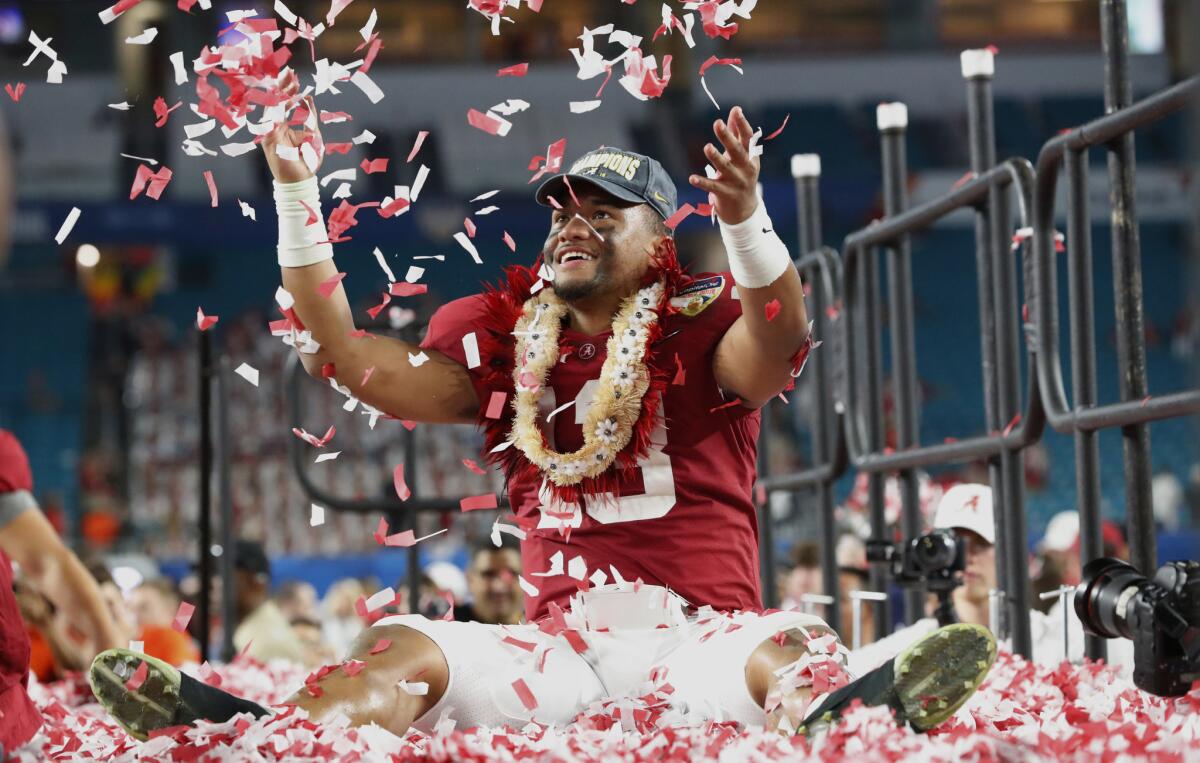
(274, 176, 334, 268)
(718, 201, 791, 289)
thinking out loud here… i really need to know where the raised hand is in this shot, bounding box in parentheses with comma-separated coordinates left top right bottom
(687, 105, 761, 226)
(261, 70, 323, 184)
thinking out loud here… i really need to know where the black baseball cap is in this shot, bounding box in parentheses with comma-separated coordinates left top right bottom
(535, 147, 677, 221)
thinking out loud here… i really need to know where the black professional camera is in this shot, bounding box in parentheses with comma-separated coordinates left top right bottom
(867, 530, 966, 625)
(1074, 558, 1200, 697)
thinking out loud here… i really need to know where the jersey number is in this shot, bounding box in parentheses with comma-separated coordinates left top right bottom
(538, 380, 677, 524)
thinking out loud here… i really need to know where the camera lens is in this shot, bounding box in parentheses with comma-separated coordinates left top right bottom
(913, 531, 958, 573)
(1074, 557, 1147, 639)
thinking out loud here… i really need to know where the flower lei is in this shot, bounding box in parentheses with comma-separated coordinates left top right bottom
(510, 281, 665, 487)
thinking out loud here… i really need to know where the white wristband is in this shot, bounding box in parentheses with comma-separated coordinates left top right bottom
(718, 201, 791, 289)
(274, 176, 335, 268)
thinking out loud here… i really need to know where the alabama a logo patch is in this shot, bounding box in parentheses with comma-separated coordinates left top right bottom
(669, 275, 725, 317)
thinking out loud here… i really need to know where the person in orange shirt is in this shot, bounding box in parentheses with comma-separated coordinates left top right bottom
(128, 578, 200, 666)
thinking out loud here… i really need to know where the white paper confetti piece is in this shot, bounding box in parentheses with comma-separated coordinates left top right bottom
(274, 0, 297, 25)
(98, 0, 135, 24)
(310, 503, 325, 526)
(532, 550, 564, 578)
(589, 568, 608, 588)
(238, 200, 256, 221)
(404, 266, 424, 283)
(408, 351, 429, 367)
(412, 255, 445, 261)
(128, 640, 144, 653)
(490, 98, 530, 116)
(234, 362, 259, 386)
(46, 60, 67, 85)
(399, 680, 429, 696)
(169, 51, 187, 85)
(570, 100, 602, 114)
(108, 101, 133, 110)
(476, 206, 499, 216)
(120, 152, 158, 165)
(364, 586, 395, 612)
(350, 70, 384, 103)
(371, 247, 396, 283)
(462, 332, 480, 369)
(54, 207, 80, 245)
(125, 27, 158, 45)
(275, 286, 295, 310)
(567, 555, 587, 581)
(221, 141, 258, 157)
(321, 168, 357, 187)
(360, 7, 377, 40)
(315, 451, 341, 463)
(410, 164, 430, 202)
(453, 232, 482, 264)
(184, 120, 217, 139)
(518, 575, 540, 597)
(352, 129, 376, 145)
(470, 189, 500, 202)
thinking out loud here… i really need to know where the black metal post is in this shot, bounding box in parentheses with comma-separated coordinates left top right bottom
(197, 330, 213, 661)
(989, 173, 1033, 658)
(793, 154, 841, 632)
(962, 48, 1010, 639)
(1101, 0, 1155, 573)
(861, 239, 892, 640)
(404, 427, 421, 614)
(1064, 147, 1106, 661)
(215, 356, 238, 662)
(878, 102, 924, 625)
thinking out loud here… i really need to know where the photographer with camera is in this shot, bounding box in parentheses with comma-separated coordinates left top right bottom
(849, 484, 1131, 677)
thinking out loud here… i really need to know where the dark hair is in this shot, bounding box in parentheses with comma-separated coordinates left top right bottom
(645, 206, 672, 239)
(469, 534, 521, 570)
(289, 616, 322, 630)
(790, 542, 821, 569)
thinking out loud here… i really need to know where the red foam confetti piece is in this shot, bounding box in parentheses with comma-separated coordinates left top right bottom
(125, 660, 149, 690)
(502, 635, 538, 652)
(203, 170, 218, 207)
(764, 299, 782, 322)
(342, 659, 366, 677)
(672, 353, 686, 385)
(196, 307, 219, 332)
(698, 0, 738, 39)
(360, 158, 389, 174)
(172, 601, 195, 633)
(130, 164, 173, 201)
(153, 97, 183, 128)
(366, 291, 391, 319)
(664, 203, 695, 231)
(512, 678, 538, 711)
(460, 493, 498, 512)
(464, 217, 477, 238)
(293, 426, 336, 448)
(400, 420, 417, 431)
(389, 282, 428, 298)
(563, 629, 589, 654)
(765, 114, 790, 141)
(1003, 413, 1021, 436)
(317, 272, 347, 298)
(300, 200, 319, 225)
(321, 363, 337, 379)
(4, 83, 24, 102)
(467, 108, 509, 136)
(368, 638, 391, 655)
(379, 197, 410, 218)
(503, 231, 516, 252)
(709, 398, 743, 414)
(698, 55, 742, 77)
(497, 63, 529, 77)
(529, 138, 567, 185)
(393, 464, 411, 502)
(462, 459, 487, 475)
(361, 366, 375, 387)
(406, 130, 429, 163)
(485, 391, 507, 419)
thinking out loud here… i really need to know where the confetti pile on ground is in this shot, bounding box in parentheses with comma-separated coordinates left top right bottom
(14, 649, 1200, 761)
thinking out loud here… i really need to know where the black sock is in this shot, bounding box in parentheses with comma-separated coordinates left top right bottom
(178, 671, 270, 724)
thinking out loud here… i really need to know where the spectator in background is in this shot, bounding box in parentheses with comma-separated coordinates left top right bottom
(780, 541, 823, 611)
(290, 616, 336, 667)
(835, 533, 876, 649)
(321, 578, 367, 658)
(1031, 510, 1127, 613)
(0, 429, 126, 753)
(421, 561, 469, 619)
(274, 580, 320, 623)
(230, 541, 310, 665)
(456, 537, 524, 625)
(128, 578, 200, 666)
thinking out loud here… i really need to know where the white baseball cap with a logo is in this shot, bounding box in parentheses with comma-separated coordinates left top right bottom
(933, 483, 995, 545)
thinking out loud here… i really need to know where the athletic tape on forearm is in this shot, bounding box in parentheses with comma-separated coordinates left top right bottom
(274, 176, 334, 268)
(718, 201, 791, 289)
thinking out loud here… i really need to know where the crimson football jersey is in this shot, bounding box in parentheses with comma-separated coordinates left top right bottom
(422, 273, 763, 621)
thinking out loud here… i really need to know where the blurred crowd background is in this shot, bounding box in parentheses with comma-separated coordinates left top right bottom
(0, 0, 1195, 671)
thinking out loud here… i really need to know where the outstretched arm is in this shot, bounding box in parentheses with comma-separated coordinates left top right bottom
(690, 106, 811, 408)
(266, 74, 478, 424)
